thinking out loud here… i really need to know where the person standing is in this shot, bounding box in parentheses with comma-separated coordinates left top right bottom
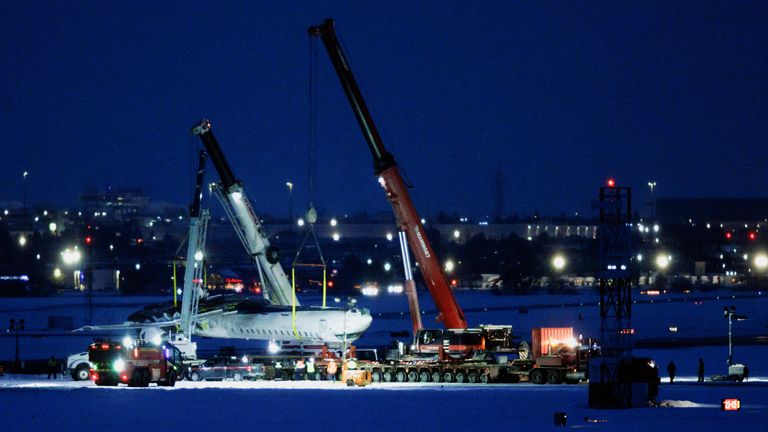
(274, 360, 283, 381)
(326, 359, 338, 382)
(697, 358, 705, 383)
(47, 356, 57, 379)
(667, 361, 676, 384)
(306, 358, 316, 381)
(294, 358, 306, 380)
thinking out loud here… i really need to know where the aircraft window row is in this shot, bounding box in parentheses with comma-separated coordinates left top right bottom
(232, 327, 319, 339)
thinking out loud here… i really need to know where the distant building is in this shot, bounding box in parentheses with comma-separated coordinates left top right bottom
(656, 198, 768, 223)
(81, 188, 149, 221)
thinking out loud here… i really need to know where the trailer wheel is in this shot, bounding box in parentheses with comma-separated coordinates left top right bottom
(530, 369, 546, 385)
(467, 372, 478, 383)
(395, 370, 406, 382)
(129, 370, 141, 387)
(546, 370, 563, 384)
(371, 370, 382, 383)
(419, 370, 430, 382)
(479, 373, 489, 384)
(383, 370, 394, 382)
(141, 369, 150, 387)
(443, 371, 455, 383)
(407, 370, 418, 382)
(233, 372, 243, 382)
(455, 370, 466, 383)
(431, 371, 442, 383)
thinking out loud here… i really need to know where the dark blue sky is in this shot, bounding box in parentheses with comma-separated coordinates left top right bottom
(2, 1, 766, 219)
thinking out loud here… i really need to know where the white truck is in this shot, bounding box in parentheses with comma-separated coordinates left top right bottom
(66, 352, 91, 381)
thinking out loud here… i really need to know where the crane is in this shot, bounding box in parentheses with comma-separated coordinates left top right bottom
(310, 20, 584, 375)
(178, 150, 210, 339)
(191, 120, 296, 307)
(309, 19, 467, 333)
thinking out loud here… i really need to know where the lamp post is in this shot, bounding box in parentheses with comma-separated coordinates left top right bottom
(723, 306, 747, 366)
(286, 182, 294, 224)
(9, 319, 24, 371)
(647, 181, 657, 220)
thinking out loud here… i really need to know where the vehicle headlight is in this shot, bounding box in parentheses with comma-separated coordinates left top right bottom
(113, 359, 125, 372)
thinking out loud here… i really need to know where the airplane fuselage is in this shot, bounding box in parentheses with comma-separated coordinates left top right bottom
(128, 295, 372, 345)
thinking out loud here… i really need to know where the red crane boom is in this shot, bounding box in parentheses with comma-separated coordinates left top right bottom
(309, 19, 467, 330)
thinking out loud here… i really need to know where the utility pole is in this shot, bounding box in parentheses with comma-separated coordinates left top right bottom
(10, 319, 24, 371)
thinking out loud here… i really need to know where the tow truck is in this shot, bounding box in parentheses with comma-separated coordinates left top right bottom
(310, 19, 595, 383)
(88, 340, 183, 387)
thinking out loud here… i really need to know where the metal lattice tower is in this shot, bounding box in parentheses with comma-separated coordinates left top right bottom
(589, 184, 660, 408)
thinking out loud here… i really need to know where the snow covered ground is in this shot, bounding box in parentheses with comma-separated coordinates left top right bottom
(0, 375, 766, 431)
(0, 290, 765, 430)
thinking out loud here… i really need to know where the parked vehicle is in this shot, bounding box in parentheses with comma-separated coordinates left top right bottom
(88, 340, 183, 387)
(67, 352, 91, 381)
(187, 356, 256, 381)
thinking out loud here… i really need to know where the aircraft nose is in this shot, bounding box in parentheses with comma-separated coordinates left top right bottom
(345, 309, 373, 333)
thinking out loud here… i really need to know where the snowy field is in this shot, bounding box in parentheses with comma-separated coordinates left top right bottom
(1, 290, 766, 430)
(0, 376, 766, 431)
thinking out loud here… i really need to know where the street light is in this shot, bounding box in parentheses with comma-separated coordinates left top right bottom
(723, 306, 748, 366)
(61, 248, 82, 266)
(286, 182, 294, 224)
(551, 254, 566, 271)
(655, 254, 670, 270)
(9, 318, 24, 371)
(444, 259, 455, 273)
(22, 171, 29, 214)
(753, 253, 768, 270)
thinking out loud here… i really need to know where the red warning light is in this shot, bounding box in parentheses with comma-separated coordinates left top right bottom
(721, 398, 741, 411)
(451, 279, 458, 287)
(725, 232, 732, 240)
(327, 281, 334, 288)
(607, 178, 616, 187)
(748, 231, 757, 241)
(85, 236, 93, 245)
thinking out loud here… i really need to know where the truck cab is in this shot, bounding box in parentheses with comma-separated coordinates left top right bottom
(88, 340, 183, 387)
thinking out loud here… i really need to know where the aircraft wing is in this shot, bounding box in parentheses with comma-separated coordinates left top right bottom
(73, 309, 224, 332)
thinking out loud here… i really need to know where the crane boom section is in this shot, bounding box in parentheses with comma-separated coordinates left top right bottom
(191, 120, 296, 307)
(310, 19, 466, 329)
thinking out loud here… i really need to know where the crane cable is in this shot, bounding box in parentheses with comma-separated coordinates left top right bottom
(292, 34, 328, 339)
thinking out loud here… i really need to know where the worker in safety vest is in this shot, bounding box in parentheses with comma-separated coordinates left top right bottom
(346, 358, 358, 370)
(326, 359, 338, 382)
(294, 358, 306, 380)
(306, 358, 316, 381)
(46, 356, 57, 379)
(274, 361, 283, 381)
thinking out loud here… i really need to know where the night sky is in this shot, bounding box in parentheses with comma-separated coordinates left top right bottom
(2, 1, 766, 220)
